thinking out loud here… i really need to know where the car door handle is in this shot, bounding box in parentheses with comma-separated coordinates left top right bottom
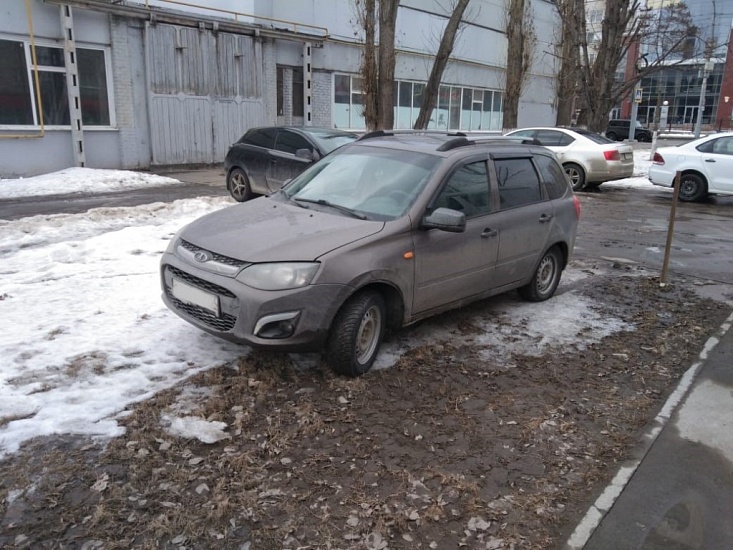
(481, 228, 498, 238)
(705, 159, 716, 163)
(539, 214, 553, 223)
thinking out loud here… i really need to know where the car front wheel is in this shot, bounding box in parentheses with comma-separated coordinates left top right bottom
(326, 291, 386, 377)
(678, 173, 707, 202)
(227, 168, 252, 202)
(519, 247, 563, 302)
(564, 163, 586, 191)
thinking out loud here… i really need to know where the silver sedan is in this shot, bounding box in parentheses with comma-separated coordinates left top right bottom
(505, 127, 634, 191)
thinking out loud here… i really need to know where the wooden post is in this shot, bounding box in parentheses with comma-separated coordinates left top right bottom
(660, 171, 681, 286)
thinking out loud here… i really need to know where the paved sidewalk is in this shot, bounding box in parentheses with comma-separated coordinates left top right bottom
(566, 312, 733, 549)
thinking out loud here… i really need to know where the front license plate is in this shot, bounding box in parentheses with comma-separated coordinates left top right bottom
(171, 278, 220, 316)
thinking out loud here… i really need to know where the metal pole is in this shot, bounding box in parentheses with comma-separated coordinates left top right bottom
(694, 62, 711, 138)
(660, 171, 681, 286)
(629, 93, 638, 141)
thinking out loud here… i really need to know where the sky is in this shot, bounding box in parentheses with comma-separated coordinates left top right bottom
(0, 151, 657, 457)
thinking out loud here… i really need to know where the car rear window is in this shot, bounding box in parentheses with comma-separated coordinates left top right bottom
(574, 130, 615, 145)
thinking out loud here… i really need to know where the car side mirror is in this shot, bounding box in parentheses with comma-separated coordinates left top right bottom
(295, 148, 315, 161)
(422, 207, 466, 233)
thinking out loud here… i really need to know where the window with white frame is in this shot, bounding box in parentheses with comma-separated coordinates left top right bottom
(0, 38, 113, 128)
(333, 73, 503, 131)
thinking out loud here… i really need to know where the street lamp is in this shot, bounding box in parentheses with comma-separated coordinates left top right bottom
(693, 60, 714, 138)
(628, 54, 648, 141)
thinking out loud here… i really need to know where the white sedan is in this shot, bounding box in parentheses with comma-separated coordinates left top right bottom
(505, 127, 634, 191)
(648, 132, 733, 202)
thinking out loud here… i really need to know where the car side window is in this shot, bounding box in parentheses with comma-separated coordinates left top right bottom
(274, 131, 313, 155)
(533, 154, 568, 200)
(241, 128, 276, 149)
(510, 130, 535, 139)
(431, 161, 491, 218)
(709, 137, 733, 155)
(535, 130, 564, 146)
(495, 158, 543, 209)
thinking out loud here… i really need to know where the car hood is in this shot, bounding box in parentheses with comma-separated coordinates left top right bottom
(180, 197, 385, 262)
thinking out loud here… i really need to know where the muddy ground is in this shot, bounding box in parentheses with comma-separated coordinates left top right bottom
(1, 262, 730, 550)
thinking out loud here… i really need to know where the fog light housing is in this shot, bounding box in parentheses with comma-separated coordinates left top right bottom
(254, 311, 300, 339)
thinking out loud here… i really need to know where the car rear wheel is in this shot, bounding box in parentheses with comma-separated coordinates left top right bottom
(518, 247, 563, 302)
(227, 168, 252, 202)
(606, 132, 618, 141)
(326, 291, 386, 377)
(678, 173, 707, 202)
(564, 163, 586, 191)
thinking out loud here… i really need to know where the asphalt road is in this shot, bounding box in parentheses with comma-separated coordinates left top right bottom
(2, 149, 732, 287)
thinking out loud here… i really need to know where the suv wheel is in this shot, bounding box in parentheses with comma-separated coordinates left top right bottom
(606, 131, 618, 141)
(227, 168, 252, 202)
(519, 247, 563, 302)
(564, 163, 586, 191)
(326, 291, 386, 377)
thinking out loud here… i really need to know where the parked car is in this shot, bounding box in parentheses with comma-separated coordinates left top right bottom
(224, 126, 358, 202)
(648, 132, 733, 202)
(161, 131, 580, 376)
(605, 119, 652, 142)
(505, 127, 634, 191)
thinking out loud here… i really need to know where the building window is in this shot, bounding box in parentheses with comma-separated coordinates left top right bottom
(276, 66, 284, 116)
(333, 73, 503, 131)
(0, 38, 112, 128)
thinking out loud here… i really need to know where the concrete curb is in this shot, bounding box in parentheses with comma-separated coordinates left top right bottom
(563, 310, 733, 549)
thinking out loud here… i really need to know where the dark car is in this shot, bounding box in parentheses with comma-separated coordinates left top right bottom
(605, 119, 652, 142)
(162, 131, 581, 376)
(224, 126, 358, 201)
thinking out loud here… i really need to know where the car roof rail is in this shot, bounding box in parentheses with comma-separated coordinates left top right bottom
(436, 137, 471, 151)
(357, 129, 469, 141)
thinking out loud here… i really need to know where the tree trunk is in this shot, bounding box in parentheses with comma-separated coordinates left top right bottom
(413, 0, 471, 130)
(377, 0, 400, 130)
(360, 0, 378, 131)
(503, 0, 535, 131)
(555, 0, 581, 125)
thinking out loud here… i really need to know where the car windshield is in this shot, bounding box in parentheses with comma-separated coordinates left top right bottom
(307, 130, 358, 153)
(282, 145, 440, 220)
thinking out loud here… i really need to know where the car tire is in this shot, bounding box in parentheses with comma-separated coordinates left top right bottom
(564, 163, 586, 191)
(326, 291, 386, 377)
(639, 133, 652, 143)
(518, 246, 563, 302)
(678, 173, 708, 202)
(606, 132, 618, 141)
(227, 168, 252, 202)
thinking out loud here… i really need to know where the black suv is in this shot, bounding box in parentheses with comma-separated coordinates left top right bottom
(605, 119, 652, 142)
(224, 126, 358, 202)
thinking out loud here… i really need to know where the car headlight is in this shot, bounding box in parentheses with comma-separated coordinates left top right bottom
(165, 227, 186, 254)
(236, 262, 320, 290)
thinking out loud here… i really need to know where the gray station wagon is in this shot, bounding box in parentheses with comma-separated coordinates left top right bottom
(161, 131, 581, 376)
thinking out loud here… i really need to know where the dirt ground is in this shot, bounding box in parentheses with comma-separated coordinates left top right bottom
(1, 262, 730, 550)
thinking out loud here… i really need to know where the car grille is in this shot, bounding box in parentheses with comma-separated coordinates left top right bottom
(180, 240, 247, 268)
(164, 265, 237, 331)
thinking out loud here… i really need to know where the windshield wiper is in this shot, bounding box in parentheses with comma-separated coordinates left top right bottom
(293, 198, 367, 220)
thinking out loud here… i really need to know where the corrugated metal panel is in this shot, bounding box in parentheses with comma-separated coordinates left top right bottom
(146, 23, 265, 165)
(212, 99, 267, 160)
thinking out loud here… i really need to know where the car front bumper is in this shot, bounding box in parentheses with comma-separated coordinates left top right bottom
(160, 252, 353, 352)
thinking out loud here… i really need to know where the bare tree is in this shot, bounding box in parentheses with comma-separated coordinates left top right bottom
(503, 0, 536, 130)
(354, 0, 400, 131)
(413, 0, 471, 130)
(556, 0, 699, 133)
